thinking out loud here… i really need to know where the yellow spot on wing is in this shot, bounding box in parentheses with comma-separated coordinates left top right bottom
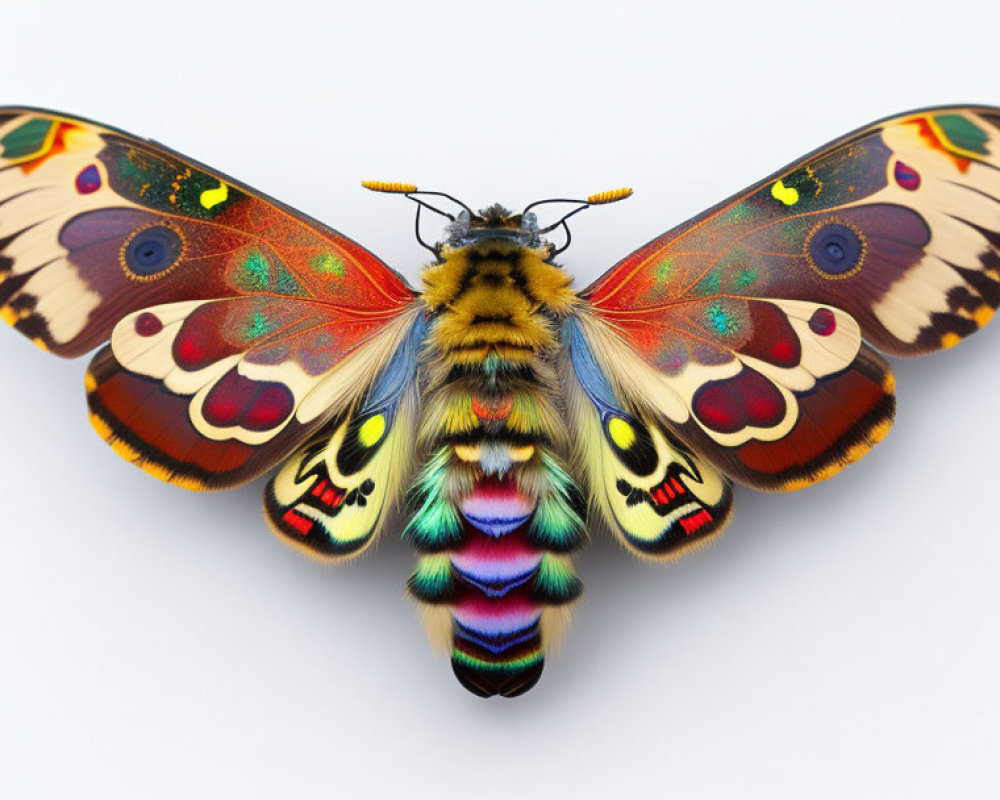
(110, 438, 140, 463)
(0, 306, 17, 326)
(199, 181, 228, 209)
(143, 461, 174, 484)
(607, 417, 636, 449)
(868, 419, 892, 444)
(168, 474, 207, 492)
(139, 461, 205, 492)
(974, 305, 995, 328)
(771, 179, 799, 206)
(358, 414, 387, 447)
(941, 332, 962, 349)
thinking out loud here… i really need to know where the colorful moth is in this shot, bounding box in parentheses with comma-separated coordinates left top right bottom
(1, 106, 998, 698)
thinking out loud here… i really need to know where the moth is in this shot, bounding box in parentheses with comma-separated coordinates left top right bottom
(1, 106, 998, 698)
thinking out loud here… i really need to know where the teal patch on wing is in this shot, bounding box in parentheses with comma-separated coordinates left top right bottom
(231, 247, 306, 295)
(934, 113, 990, 155)
(0, 117, 53, 159)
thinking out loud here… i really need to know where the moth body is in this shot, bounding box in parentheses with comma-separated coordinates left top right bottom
(408, 215, 584, 696)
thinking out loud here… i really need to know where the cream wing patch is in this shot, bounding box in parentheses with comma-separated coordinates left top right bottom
(860, 111, 1000, 347)
(575, 299, 862, 448)
(0, 116, 126, 347)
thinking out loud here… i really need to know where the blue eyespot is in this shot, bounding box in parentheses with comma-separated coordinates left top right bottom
(124, 226, 183, 276)
(808, 222, 863, 276)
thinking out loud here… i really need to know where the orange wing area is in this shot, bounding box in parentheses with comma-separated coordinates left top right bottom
(585, 106, 1000, 358)
(0, 107, 415, 357)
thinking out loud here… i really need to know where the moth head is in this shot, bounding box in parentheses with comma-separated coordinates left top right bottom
(361, 181, 632, 258)
(444, 205, 542, 249)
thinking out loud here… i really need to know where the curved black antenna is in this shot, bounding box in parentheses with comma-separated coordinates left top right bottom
(406, 194, 456, 222)
(361, 182, 463, 255)
(412, 204, 439, 256)
(407, 190, 475, 217)
(536, 203, 591, 235)
(523, 197, 589, 215)
(550, 220, 573, 257)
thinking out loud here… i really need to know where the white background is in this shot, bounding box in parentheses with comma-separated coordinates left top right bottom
(2, 1, 999, 797)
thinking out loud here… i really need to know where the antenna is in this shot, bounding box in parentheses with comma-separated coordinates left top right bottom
(525, 187, 633, 235)
(362, 180, 476, 256)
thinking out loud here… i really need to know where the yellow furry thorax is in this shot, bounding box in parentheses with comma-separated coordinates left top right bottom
(421, 240, 577, 364)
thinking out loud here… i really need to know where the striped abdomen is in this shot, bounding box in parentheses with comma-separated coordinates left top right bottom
(407, 363, 586, 696)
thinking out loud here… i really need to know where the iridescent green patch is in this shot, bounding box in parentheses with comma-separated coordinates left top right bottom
(245, 311, 274, 341)
(234, 250, 303, 295)
(706, 302, 740, 335)
(736, 267, 758, 287)
(275, 267, 302, 295)
(241, 251, 271, 291)
(934, 114, 989, 156)
(1, 118, 53, 159)
(309, 253, 346, 276)
(778, 217, 811, 248)
(654, 257, 675, 285)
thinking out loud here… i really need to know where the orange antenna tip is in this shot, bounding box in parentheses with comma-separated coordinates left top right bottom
(362, 180, 418, 193)
(587, 187, 633, 205)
